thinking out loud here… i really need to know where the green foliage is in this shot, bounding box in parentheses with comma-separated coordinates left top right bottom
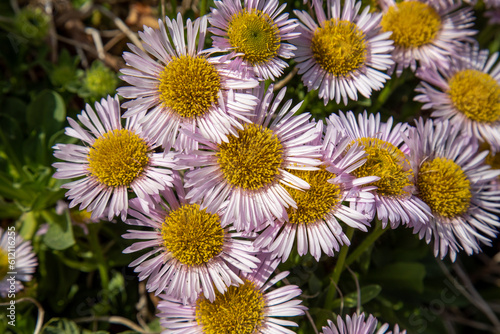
(0, 0, 499, 333)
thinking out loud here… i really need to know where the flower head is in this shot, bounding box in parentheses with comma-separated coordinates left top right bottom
(157, 255, 306, 333)
(122, 172, 259, 303)
(118, 14, 259, 152)
(379, 0, 476, 75)
(255, 118, 377, 261)
(415, 44, 500, 147)
(293, 0, 394, 105)
(178, 84, 322, 232)
(52, 95, 175, 221)
(403, 118, 500, 261)
(209, 0, 299, 80)
(0, 228, 37, 297)
(330, 111, 431, 229)
(321, 313, 406, 334)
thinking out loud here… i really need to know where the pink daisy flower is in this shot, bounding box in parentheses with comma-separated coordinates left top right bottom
(415, 44, 500, 147)
(379, 0, 476, 75)
(0, 227, 37, 297)
(330, 111, 431, 229)
(254, 118, 377, 261)
(157, 255, 306, 333)
(403, 118, 500, 261)
(52, 95, 175, 221)
(208, 0, 299, 80)
(117, 13, 259, 152)
(122, 172, 260, 303)
(321, 313, 406, 334)
(178, 84, 322, 232)
(293, 0, 394, 105)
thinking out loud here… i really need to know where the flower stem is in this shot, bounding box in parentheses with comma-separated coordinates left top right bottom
(200, 0, 208, 16)
(88, 224, 110, 291)
(345, 220, 387, 267)
(324, 226, 354, 309)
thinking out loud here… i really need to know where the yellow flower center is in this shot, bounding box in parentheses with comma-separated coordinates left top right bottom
(227, 9, 281, 65)
(158, 55, 221, 118)
(353, 138, 413, 197)
(448, 69, 500, 123)
(381, 1, 441, 48)
(87, 129, 150, 187)
(161, 204, 224, 266)
(0, 248, 9, 280)
(311, 19, 367, 76)
(284, 168, 342, 224)
(217, 124, 284, 190)
(417, 157, 471, 217)
(196, 280, 265, 334)
(70, 208, 94, 224)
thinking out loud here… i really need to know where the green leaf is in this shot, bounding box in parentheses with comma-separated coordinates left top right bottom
(41, 318, 80, 334)
(367, 262, 426, 293)
(42, 210, 75, 250)
(18, 211, 39, 239)
(328, 284, 382, 309)
(26, 90, 66, 137)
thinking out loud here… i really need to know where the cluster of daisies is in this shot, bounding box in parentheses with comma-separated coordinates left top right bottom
(2, 0, 500, 332)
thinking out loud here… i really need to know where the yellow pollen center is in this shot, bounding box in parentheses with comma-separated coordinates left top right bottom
(71, 208, 94, 224)
(353, 138, 413, 197)
(417, 157, 471, 217)
(227, 9, 281, 65)
(311, 19, 367, 76)
(448, 69, 500, 123)
(196, 280, 265, 334)
(217, 124, 284, 190)
(161, 204, 224, 266)
(158, 55, 221, 118)
(0, 248, 9, 280)
(284, 168, 342, 224)
(381, 1, 441, 48)
(87, 129, 150, 187)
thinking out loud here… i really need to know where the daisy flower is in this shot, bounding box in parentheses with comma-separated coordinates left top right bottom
(208, 0, 299, 80)
(321, 313, 406, 334)
(178, 84, 322, 232)
(293, 0, 394, 105)
(403, 118, 500, 261)
(414, 44, 500, 147)
(157, 255, 306, 333)
(0, 227, 37, 297)
(254, 118, 378, 261)
(122, 172, 260, 303)
(52, 95, 175, 221)
(379, 0, 476, 75)
(117, 13, 259, 152)
(330, 111, 431, 229)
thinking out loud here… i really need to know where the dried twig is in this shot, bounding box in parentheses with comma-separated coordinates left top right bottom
(85, 27, 105, 60)
(346, 266, 361, 315)
(281, 274, 319, 334)
(0, 297, 45, 334)
(96, 5, 144, 52)
(452, 261, 500, 331)
(438, 260, 500, 333)
(274, 67, 299, 91)
(74, 315, 156, 333)
(104, 32, 126, 52)
(56, 34, 121, 70)
(43, 0, 58, 63)
(444, 313, 494, 332)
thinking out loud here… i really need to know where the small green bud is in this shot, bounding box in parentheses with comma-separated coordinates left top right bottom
(14, 7, 50, 43)
(80, 61, 118, 103)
